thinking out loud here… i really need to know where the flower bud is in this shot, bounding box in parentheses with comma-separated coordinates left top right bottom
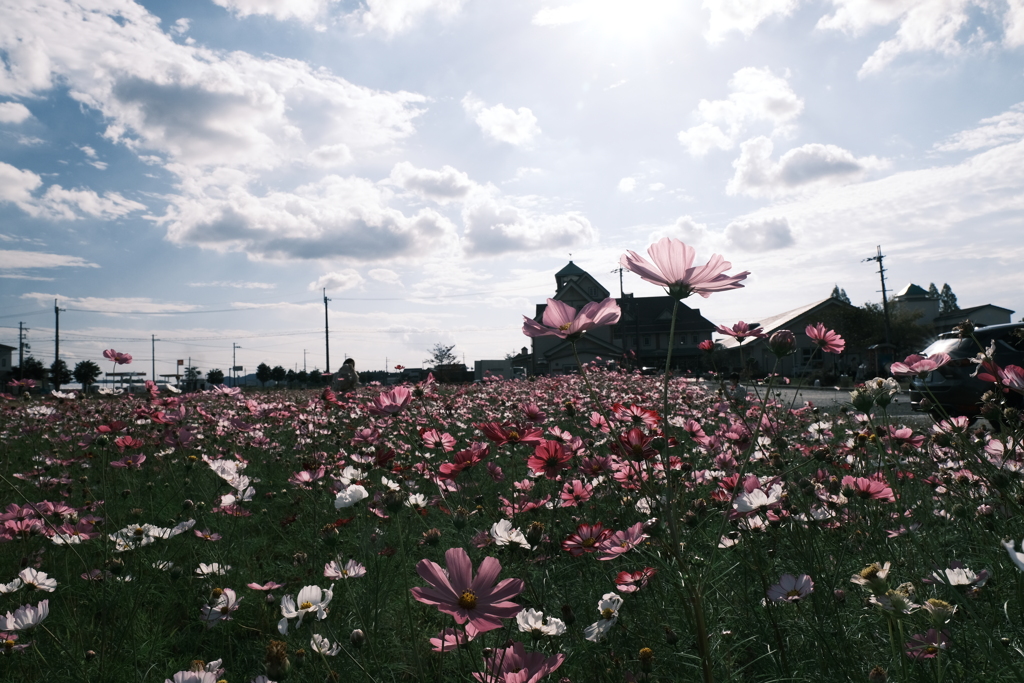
(350, 629, 366, 648)
(768, 330, 796, 358)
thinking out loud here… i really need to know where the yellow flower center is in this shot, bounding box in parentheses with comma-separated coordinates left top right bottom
(582, 538, 596, 547)
(601, 608, 615, 620)
(786, 589, 801, 598)
(300, 601, 313, 610)
(558, 322, 572, 331)
(458, 589, 478, 609)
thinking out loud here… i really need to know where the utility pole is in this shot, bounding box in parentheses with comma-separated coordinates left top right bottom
(323, 288, 331, 374)
(232, 343, 241, 387)
(610, 266, 624, 298)
(303, 349, 307, 373)
(54, 299, 66, 366)
(18, 322, 26, 372)
(862, 245, 894, 347)
(151, 334, 158, 383)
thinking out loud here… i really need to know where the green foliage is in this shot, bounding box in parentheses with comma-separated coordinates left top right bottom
(271, 365, 287, 383)
(15, 355, 45, 380)
(49, 358, 72, 389)
(425, 342, 457, 367)
(940, 283, 960, 315)
(206, 368, 225, 384)
(829, 285, 851, 304)
(73, 359, 101, 388)
(255, 362, 272, 386)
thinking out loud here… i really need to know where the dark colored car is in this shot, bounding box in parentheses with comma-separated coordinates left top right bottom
(909, 322, 1024, 419)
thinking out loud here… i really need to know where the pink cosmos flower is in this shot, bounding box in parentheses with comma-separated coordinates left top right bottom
(247, 581, 284, 591)
(890, 353, 952, 378)
(842, 475, 895, 502)
(596, 522, 649, 561)
(766, 574, 814, 603)
(109, 454, 146, 469)
(368, 386, 412, 416)
(200, 588, 241, 628)
(430, 627, 470, 653)
(473, 640, 565, 683)
(522, 298, 621, 340)
(620, 237, 749, 300)
(559, 479, 594, 507)
(905, 629, 950, 660)
(806, 323, 845, 354)
(194, 529, 222, 542)
(103, 349, 133, 365)
(324, 559, 366, 579)
(716, 321, 766, 341)
(561, 523, 614, 557)
(421, 428, 456, 452)
(996, 365, 1024, 394)
(411, 548, 523, 638)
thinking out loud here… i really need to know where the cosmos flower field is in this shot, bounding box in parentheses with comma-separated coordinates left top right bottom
(3, 363, 1024, 683)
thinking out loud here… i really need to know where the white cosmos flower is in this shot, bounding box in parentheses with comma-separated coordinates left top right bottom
(405, 493, 427, 508)
(0, 578, 23, 594)
(490, 519, 530, 549)
(277, 584, 334, 635)
(311, 633, 341, 656)
(335, 484, 369, 509)
(196, 563, 231, 577)
(584, 593, 623, 642)
(516, 608, 566, 636)
(18, 568, 57, 592)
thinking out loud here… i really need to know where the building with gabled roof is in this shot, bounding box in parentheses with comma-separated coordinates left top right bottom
(891, 282, 1014, 333)
(527, 261, 717, 375)
(715, 297, 863, 379)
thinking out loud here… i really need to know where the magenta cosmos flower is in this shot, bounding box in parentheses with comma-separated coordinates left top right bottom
(473, 640, 565, 683)
(522, 298, 621, 341)
(620, 237, 749, 300)
(411, 547, 524, 638)
(716, 321, 766, 341)
(806, 323, 845, 354)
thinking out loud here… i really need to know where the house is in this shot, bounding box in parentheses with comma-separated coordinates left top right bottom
(891, 283, 1014, 333)
(527, 261, 717, 375)
(0, 344, 13, 376)
(715, 298, 863, 379)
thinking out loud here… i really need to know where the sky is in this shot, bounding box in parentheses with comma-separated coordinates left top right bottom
(2, 0, 1024, 379)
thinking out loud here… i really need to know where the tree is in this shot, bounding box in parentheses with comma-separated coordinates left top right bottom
(73, 359, 102, 391)
(296, 370, 309, 384)
(49, 359, 72, 390)
(184, 366, 201, 391)
(286, 369, 296, 386)
(927, 283, 940, 300)
(15, 356, 45, 381)
(830, 285, 851, 305)
(271, 365, 287, 384)
(256, 362, 272, 387)
(425, 343, 457, 367)
(206, 368, 225, 385)
(939, 283, 959, 315)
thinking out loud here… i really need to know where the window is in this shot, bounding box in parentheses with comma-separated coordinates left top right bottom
(643, 335, 652, 347)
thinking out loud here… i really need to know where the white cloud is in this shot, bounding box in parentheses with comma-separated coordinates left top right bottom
(211, 0, 329, 23)
(461, 195, 595, 256)
(648, 215, 711, 246)
(816, 0, 976, 77)
(648, 182, 665, 191)
(0, 1, 426, 170)
(307, 143, 353, 168)
(310, 269, 366, 292)
(170, 18, 191, 35)
(723, 216, 794, 251)
(21, 293, 198, 313)
(355, 0, 468, 36)
(617, 177, 637, 192)
(389, 161, 475, 203)
(677, 67, 803, 156)
(0, 250, 99, 270)
(0, 161, 144, 220)
(0, 101, 32, 123)
(1007, 0, 1024, 46)
(160, 173, 459, 262)
(934, 103, 1024, 152)
(368, 268, 402, 285)
(532, 3, 590, 26)
(703, 0, 801, 43)
(727, 136, 887, 197)
(187, 280, 277, 289)
(462, 94, 541, 146)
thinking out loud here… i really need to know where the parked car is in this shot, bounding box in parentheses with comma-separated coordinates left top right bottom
(909, 322, 1024, 419)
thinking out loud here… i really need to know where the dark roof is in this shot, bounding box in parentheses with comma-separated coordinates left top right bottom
(555, 261, 587, 277)
(933, 304, 1015, 322)
(894, 283, 931, 298)
(616, 295, 715, 331)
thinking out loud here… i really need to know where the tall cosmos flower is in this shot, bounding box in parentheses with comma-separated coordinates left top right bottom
(522, 298, 621, 341)
(411, 548, 524, 638)
(620, 237, 749, 300)
(806, 323, 845, 354)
